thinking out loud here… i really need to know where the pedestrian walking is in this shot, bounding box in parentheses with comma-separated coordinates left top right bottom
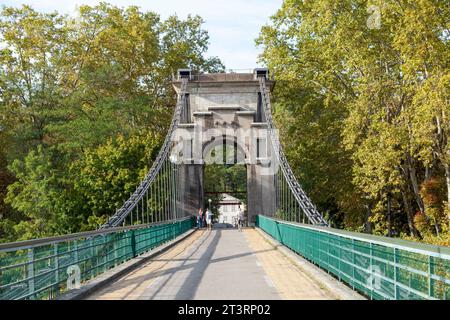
(238, 208, 244, 232)
(206, 208, 213, 230)
(197, 208, 203, 228)
(196, 209, 199, 228)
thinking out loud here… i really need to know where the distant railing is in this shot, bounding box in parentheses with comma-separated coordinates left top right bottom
(192, 73, 254, 82)
(256, 215, 450, 300)
(172, 68, 275, 82)
(0, 217, 195, 300)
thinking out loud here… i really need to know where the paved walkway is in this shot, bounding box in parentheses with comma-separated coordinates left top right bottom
(86, 227, 336, 300)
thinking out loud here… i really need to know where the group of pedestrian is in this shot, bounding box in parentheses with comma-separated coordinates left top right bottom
(196, 207, 213, 230)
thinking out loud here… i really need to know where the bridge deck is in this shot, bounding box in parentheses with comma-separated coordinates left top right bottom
(86, 227, 337, 300)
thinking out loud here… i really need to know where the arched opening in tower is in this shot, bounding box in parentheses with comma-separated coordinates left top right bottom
(203, 141, 247, 228)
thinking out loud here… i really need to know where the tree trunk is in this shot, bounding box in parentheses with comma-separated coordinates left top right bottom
(445, 163, 450, 210)
(407, 155, 425, 213)
(433, 219, 440, 236)
(364, 203, 372, 234)
(410, 160, 440, 235)
(401, 187, 418, 237)
(425, 165, 431, 181)
(387, 192, 392, 237)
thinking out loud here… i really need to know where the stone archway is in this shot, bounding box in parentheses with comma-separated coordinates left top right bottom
(172, 70, 276, 225)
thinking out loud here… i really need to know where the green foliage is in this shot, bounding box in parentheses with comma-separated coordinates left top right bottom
(0, 3, 224, 241)
(417, 177, 448, 236)
(5, 146, 70, 239)
(204, 164, 247, 198)
(4, 132, 162, 236)
(204, 164, 247, 219)
(257, 0, 449, 242)
(0, 3, 223, 154)
(71, 132, 162, 230)
(270, 80, 359, 228)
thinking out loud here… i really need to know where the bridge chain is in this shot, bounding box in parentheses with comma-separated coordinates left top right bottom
(100, 78, 189, 228)
(258, 77, 329, 226)
(101, 76, 327, 228)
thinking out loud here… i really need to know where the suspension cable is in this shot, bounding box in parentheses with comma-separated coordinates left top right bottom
(100, 78, 189, 228)
(258, 76, 329, 226)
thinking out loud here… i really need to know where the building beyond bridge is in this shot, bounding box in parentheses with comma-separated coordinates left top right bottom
(217, 193, 244, 225)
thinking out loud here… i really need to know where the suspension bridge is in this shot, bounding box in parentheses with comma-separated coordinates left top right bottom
(0, 69, 449, 300)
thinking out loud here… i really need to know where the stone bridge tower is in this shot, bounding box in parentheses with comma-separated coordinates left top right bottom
(172, 69, 276, 225)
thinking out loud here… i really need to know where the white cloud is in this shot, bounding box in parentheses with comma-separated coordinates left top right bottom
(0, 0, 282, 68)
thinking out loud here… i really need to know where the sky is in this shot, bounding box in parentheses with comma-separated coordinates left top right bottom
(0, 0, 283, 69)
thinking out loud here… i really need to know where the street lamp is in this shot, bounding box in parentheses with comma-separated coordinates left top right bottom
(208, 198, 213, 225)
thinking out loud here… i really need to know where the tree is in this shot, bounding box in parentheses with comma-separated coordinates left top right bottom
(71, 132, 162, 230)
(0, 132, 22, 242)
(204, 163, 247, 220)
(0, 3, 225, 241)
(0, 6, 68, 159)
(5, 146, 70, 239)
(0, 3, 225, 155)
(257, 0, 449, 241)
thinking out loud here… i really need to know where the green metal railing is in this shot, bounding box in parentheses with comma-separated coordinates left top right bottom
(256, 215, 450, 300)
(0, 217, 195, 300)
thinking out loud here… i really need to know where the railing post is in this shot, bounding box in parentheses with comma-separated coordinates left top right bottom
(408, 273, 412, 299)
(89, 238, 95, 279)
(369, 242, 373, 300)
(317, 231, 321, 266)
(113, 234, 118, 267)
(428, 255, 434, 298)
(131, 230, 136, 258)
(338, 237, 342, 282)
(394, 247, 398, 299)
(326, 234, 330, 273)
(351, 238, 355, 290)
(54, 243, 59, 297)
(73, 240, 78, 264)
(27, 248, 35, 300)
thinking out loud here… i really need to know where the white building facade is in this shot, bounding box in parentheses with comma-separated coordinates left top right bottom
(217, 194, 244, 225)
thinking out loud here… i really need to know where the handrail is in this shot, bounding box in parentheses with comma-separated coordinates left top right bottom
(0, 217, 192, 252)
(0, 217, 195, 300)
(264, 216, 450, 259)
(257, 215, 450, 300)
